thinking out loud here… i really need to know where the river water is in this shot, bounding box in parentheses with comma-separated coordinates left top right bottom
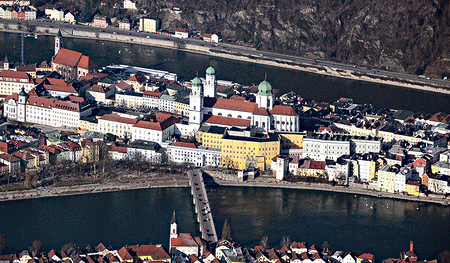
(0, 33, 450, 259)
(0, 187, 449, 260)
(0, 32, 449, 113)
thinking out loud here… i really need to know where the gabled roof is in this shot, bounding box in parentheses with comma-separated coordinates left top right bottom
(171, 232, 200, 247)
(0, 70, 32, 82)
(100, 114, 138, 125)
(213, 98, 257, 113)
(117, 247, 133, 261)
(143, 91, 162, 98)
(171, 142, 197, 149)
(253, 107, 269, 116)
(270, 105, 297, 116)
(44, 84, 77, 94)
(53, 48, 83, 68)
(204, 115, 251, 127)
(127, 73, 147, 83)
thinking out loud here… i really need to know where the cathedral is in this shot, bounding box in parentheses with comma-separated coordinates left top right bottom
(188, 67, 299, 133)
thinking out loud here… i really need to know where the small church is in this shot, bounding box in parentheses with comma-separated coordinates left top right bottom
(51, 29, 96, 81)
(169, 211, 206, 258)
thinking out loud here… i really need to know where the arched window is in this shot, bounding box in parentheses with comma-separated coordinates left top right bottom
(247, 116, 252, 120)
(218, 112, 222, 116)
(227, 114, 232, 117)
(237, 115, 242, 119)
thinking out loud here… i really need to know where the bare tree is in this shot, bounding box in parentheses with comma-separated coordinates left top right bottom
(438, 251, 450, 263)
(29, 240, 44, 255)
(260, 236, 269, 249)
(0, 234, 5, 252)
(280, 235, 290, 248)
(61, 242, 77, 253)
(221, 218, 232, 240)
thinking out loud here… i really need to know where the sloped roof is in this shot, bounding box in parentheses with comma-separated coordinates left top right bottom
(44, 84, 77, 93)
(270, 105, 297, 116)
(0, 70, 32, 82)
(213, 98, 257, 113)
(205, 115, 251, 127)
(143, 91, 162, 98)
(171, 233, 199, 247)
(171, 142, 197, 148)
(100, 114, 138, 125)
(53, 48, 83, 68)
(253, 107, 269, 116)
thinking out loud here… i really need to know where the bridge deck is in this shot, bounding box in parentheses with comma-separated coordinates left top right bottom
(188, 169, 218, 243)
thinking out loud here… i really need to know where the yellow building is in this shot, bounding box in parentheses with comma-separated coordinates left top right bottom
(297, 159, 326, 177)
(173, 98, 189, 117)
(81, 139, 99, 163)
(278, 132, 306, 148)
(97, 114, 137, 138)
(139, 17, 159, 33)
(221, 133, 279, 171)
(197, 125, 226, 149)
(405, 182, 420, 196)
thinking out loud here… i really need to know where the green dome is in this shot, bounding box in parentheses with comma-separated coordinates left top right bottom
(192, 77, 202, 86)
(206, 66, 215, 75)
(258, 80, 272, 96)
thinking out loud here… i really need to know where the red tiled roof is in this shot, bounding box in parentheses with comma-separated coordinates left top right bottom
(88, 84, 108, 93)
(28, 89, 38, 96)
(253, 107, 269, 116)
(5, 93, 18, 101)
(127, 73, 147, 83)
(171, 142, 197, 148)
(205, 115, 251, 127)
(299, 160, 325, 170)
(26, 96, 54, 108)
(117, 247, 133, 261)
(116, 81, 132, 90)
(47, 78, 67, 86)
(111, 143, 127, 154)
(127, 245, 169, 260)
(429, 112, 448, 123)
(0, 70, 32, 82)
(171, 233, 199, 247)
(100, 114, 138, 125)
(69, 96, 85, 103)
(203, 33, 212, 38)
(53, 100, 81, 112)
(230, 95, 246, 101)
(358, 254, 374, 261)
(143, 91, 162, 98)
(78, 72, 108, 81)
(44, 84, 77, 93)
(213, 98, 257, 113)
(78, 55, 96, 70)
(53, 48, 83, 68)
(133, 120, 164, 131)
(155, 112, 173, 122)
(175, 28, 189, 33)
(270, 105, 297, 116)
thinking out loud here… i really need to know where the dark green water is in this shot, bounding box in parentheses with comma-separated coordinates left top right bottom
(0, 32, 449, 113)
(0, 187, 449, 261)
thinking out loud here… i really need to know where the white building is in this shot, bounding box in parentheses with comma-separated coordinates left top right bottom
(131, 113, 178, 144)
(45, 8, 64, 20)
(97, 114, 137, 138)
(64, 12, 75, 23)
(0, 70, 35, 96)
(44, 84, 78, 98)
(167, 142, 221, 167)
(4, 91, 91, 128)
(86, 84, 115, 104)
(127, 140, 163, 163)
(303, 134, 351, 161)
(123, 0, 137, 9)
(159, 94, 175, 113)
(175, 28, 189, 39)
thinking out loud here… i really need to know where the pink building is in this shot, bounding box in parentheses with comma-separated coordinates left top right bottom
(92, 16, 108, 28)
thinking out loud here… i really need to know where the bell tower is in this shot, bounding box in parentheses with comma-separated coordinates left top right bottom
(55, 29, 63, 56)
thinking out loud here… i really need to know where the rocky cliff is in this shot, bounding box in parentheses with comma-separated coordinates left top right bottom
(41, 0, 450, 77)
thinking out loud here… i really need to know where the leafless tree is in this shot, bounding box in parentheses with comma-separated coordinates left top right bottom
(260, 236, 269, 249)
(280, 235, 290, 248)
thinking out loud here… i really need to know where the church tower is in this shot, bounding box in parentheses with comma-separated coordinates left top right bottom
(170, 210, 178, 239)
(189, 76, 203, 125)
(17, 87, 28, 122)
(204, 66, 217, 98)
(3, 54, 9, 70)
(255, 78, 274, 110)
(55, 29, 63, 57)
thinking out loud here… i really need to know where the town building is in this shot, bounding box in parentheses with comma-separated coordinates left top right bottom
(175, 28, 189, 39)
(0, 70, 34, 96)
(123, 0, 138, 10)
(169, 212, 206, 257)
(167, 142, 221, 166)
(378, 165, 412, 192)
(131, 113, 178, 144)
(93, 16, 108, 28)
(97, 114, 137, 138)
(139, 17, 159, 33)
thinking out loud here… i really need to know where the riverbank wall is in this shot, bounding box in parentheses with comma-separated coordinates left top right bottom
(210, 179, 450, 206)
(0, 179, 189, 202)
(1, 21, 449, 95)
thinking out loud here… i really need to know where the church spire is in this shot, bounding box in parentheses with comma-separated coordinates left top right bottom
(170, 210, 177, 224)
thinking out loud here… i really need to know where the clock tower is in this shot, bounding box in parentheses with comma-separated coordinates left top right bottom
(189, 76, 203, 125)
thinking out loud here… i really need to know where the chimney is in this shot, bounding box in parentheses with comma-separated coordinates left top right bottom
(410, 241, 414, 252)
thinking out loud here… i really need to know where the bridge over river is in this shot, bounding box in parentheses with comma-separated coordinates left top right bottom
(188, 169, 218, 243)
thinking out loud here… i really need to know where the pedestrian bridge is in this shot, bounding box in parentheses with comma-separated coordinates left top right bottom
(188, 169, 218, 243)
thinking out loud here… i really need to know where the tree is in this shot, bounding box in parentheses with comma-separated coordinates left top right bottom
(61, 242, 77, 253)
(0, 234, 5, 253)
(29, 240, 44, 255)
(260, 236, 268, 249)
(221, 218, 232, 240)
(438, 251, 450, 263)
(280, 235, 290, 248)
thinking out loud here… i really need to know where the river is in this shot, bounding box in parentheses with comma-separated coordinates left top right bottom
(1, 33, 450, 260)
(0, 32, 449, 113)
(0, 187, 449, 260)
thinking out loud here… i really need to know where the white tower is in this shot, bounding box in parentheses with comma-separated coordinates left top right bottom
(204, 66, 217, 98)
(3, 54, 9, 70)
(170, 210, 178, 239)
(17, 88, 28, 122)
(255, 78, 274, 110)
(189, 76, 203, 125)
(55, 29, 63, 57)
